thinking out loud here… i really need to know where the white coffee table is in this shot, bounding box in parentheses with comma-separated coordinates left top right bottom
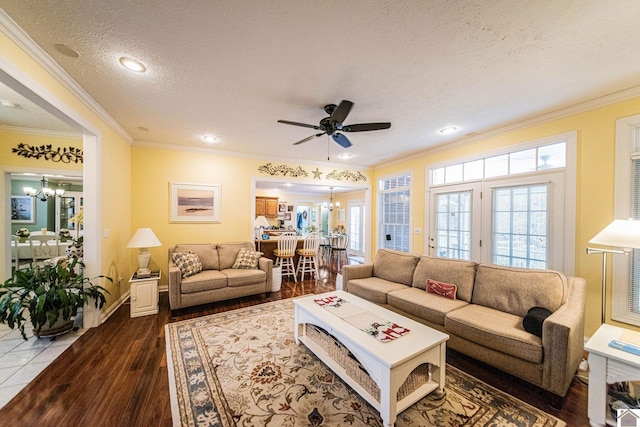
(294, 290, 449, 427)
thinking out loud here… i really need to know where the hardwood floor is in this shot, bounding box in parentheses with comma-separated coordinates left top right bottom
(0, 260, 589, 426)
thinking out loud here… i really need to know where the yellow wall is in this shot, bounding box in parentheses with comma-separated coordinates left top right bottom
(1, 30, 132, 311)
(372, 96, 640, 336)
(130, 145, 371, 286)
(0, 129, 83, 171)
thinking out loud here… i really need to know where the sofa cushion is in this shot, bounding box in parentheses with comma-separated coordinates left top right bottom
(426, 279, 457, 300)
(218, 242, 256, 270)
(171, 251, 202, 278)
(222, 268, 267, 287)
(372, 249, 420, 286)
(388, 287, 468, 326)
(347, 277, 408, 305)
(175, 244, 219, 270)
(412, 256, 477, 302)
(472, 265, 566, 317)
(181, 269, 228, 293)
(445, 304, 543, 364)
(232, 248, 261, 269)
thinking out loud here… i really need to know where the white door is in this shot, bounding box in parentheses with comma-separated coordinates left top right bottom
(348, 201, 365, 257)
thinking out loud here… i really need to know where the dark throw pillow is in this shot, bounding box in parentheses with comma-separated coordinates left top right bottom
(523, 307, 552, 338)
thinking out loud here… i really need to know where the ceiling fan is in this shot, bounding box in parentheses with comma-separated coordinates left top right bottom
(278, 100, 391, 148)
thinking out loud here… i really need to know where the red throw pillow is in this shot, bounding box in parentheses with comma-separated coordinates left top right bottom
(426, 279, 457, 300)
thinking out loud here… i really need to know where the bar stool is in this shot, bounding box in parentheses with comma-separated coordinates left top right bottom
(331, 233, 350, 271)
(273, 232, 297, 282)
(296, 232, 320, 280)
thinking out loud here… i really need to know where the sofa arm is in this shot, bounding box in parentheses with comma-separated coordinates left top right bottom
(259, 257, 273, 291)
(342, 263, 374, 293)
(168, 264, 183, 310)
(541, 276, 586, 396)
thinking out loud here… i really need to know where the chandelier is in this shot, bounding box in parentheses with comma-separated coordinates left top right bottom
(23, 176, 65, 202)
(327, 187, 340, 212)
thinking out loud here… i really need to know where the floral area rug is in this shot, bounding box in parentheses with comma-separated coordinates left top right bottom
(165, 299, 565, 427)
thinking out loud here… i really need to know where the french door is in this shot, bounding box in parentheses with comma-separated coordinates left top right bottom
(348, 201, 365, 257)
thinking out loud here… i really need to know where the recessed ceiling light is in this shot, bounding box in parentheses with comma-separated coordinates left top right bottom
(119, 57, 147, 73)
(439, 126, 458, 135)
(339, 153, 352, 159)
(202, 135, 219, 143)
(0, 99, 18, 108)
(54, 44, 80, 58)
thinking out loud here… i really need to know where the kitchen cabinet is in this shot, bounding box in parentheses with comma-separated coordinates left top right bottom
(256, 197, 279, 218)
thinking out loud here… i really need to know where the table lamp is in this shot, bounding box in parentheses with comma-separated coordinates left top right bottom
(127, 228, 162, 274)
(586, 219, 640, 324)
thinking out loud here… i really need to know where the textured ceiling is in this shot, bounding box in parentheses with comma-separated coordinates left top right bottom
(2, 1, 640, 167)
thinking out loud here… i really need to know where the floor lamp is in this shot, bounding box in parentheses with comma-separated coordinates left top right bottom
(586, 219, 640, 324)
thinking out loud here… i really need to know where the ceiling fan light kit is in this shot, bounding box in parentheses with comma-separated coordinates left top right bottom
(278, 100, 391, 150)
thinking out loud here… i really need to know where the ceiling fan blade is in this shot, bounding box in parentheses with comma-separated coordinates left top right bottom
(278, 120, 320, 130)
(332, 132, 352, 148)
(330, 100, 353, 125)
(293, 133, 324, 145)
(342, 122, 391, 132)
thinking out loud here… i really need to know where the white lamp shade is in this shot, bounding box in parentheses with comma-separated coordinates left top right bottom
(127, 228, 162, 248)
(589, 219, 640, 249)
(254, 216, 270, 228)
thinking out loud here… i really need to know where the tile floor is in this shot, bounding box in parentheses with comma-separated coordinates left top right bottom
(0, 320, 84, 408)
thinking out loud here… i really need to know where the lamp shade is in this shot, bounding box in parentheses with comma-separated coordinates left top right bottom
(127, 228, 162, 248)
(589, 219, 640, 249)
(254, 216, 270, 228)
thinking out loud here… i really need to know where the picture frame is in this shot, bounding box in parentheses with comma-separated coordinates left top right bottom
(338, 208, 346, 222)
(279, 203, 287, 212)
(311, 210, 317, 221)
(287, 205, 293, 212)
(170, 182, 221, 223)
(11, 195, 35, 224)
(284, 212, 291, 221)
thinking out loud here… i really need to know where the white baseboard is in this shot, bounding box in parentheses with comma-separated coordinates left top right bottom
(99, 289, 131, 324)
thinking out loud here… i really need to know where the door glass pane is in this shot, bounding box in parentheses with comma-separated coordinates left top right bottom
(492, 184, 548, 268)
(434, 191, 471, 260)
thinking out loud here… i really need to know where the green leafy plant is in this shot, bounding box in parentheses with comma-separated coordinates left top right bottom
(0, 258, 111, 340)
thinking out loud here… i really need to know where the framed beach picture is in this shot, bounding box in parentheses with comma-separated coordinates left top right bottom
(11, 195, 35, 224)
(170, 182, 221, 223)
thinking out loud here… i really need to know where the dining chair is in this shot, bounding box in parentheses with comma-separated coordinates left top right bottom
(296, 232, 320, 280)
(11, 236, 32, 271)
(318, 232, 331, 260)
(331, 233, 350, 271)
(273, 232, 298, 282)
(28, 235, 59, 267)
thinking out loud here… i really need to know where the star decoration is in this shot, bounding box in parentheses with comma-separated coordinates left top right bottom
(312, 168, 322, 179)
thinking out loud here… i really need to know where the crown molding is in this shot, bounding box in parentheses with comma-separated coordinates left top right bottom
(0, 124, 82, 139)
(0, 9, 132, 144)
(131, 139, 373, 173)
(375, 84, 640, 169)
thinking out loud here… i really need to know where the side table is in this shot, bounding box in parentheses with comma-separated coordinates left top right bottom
(129, 270, 161, 318)
(585, 323, 640, 426)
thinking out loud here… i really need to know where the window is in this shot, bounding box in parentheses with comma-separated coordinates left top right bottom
(427, 132, 576, 273)
(611, 114, 640, 327)
(379, 174, 411, 251)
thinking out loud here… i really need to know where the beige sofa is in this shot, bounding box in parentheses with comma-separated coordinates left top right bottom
(168, 242, 272, 310)
(341, 249, 586, 399)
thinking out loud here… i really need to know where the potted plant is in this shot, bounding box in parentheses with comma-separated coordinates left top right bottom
(0, 257, 111, 340)
(16, 227, 30, 243)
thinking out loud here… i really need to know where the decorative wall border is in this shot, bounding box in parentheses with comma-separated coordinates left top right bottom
(12, 143, 83, 163)
(257, 162, 367, 182)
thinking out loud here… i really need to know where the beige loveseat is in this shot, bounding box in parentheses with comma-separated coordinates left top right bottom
(168, 242, 272, 310)
(341, 249, 586, 399)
